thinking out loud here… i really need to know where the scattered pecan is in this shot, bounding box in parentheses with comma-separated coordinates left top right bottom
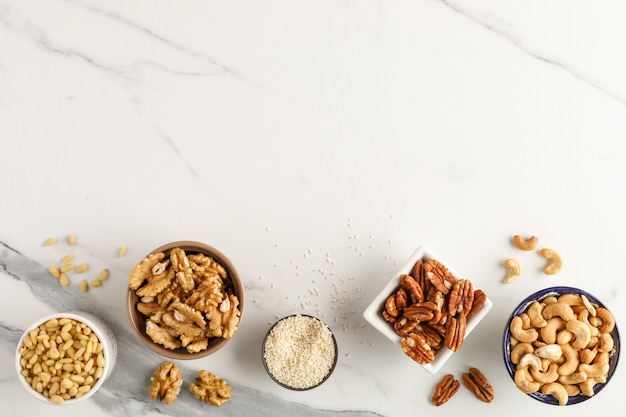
(461, 367, 494, 403)
(431, 374, 460, 406)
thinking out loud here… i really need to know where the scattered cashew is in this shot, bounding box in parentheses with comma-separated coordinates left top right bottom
(541, 382, 569, 406)
(527, 302, 547, 328)
(512, 235, 538, 251)
(566, 320, 592, 350)
(539, 248, 562, 275)
(542, 302, 574, 321)
(503, 259, 522, 283)
(510, 316, 538, 343)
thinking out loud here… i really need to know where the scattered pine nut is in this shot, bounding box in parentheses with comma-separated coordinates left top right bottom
(61, 254, 74, 264)
(67, 234, 76, 246)
(80, 280, 89, 293)
(44, 237, 57, 247)
(119, 246, 126, 257)
(98, 269, 109, 281)
(75, 263, 88, 274)
(59, 273, 70, 287)
(60, 264, 74, 273)
(49, 266, 61, 279)
(90, 279, 102, 288)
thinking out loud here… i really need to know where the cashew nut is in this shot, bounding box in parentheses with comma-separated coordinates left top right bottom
(558, 343, 580, 376)
(563, 383, 581, 396)
(559, 372, 588, 385)
(528, 301, 547, 328)
(542, 302, 574, 322)
(519, 353, 543, 370)
(540, 318, 565, 345)
(579, 377, 598, 397)
(579, 348, 598, 364)
(541, 382, 569, 406)
(580, 294, 596, 317)
(595, 308, 615, 333)
(566, 319, 592, 349)
(530, 363, 559, 384)
(556, 329, 574, 345)
(514, 366, 542, 394)
(557, 293, 582, 307)
(510, 342, 534, 365)
(598, 333, 615, 353)
(539, 248, 562, 275)
(503, 258, 522, 283)
(512, 235, 538, 251)
(579, 362, 610, 379)
(510, 316, 538, 343)
(535, 344, 562, 361)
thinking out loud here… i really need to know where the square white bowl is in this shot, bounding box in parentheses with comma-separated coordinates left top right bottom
(363, 245, 492, 374)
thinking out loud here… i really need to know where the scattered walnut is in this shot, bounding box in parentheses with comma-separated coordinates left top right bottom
(149, 361, 183, 405)
(189, 370, 231, 407)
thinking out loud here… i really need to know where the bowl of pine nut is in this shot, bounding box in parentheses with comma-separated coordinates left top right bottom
(15, 311, 117, 405)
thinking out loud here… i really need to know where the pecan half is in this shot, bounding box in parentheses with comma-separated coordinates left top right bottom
(400, 332, 435, 364)
(414, 323, 442, 349)
(403, 301, 437, 322)
(400, 274, 424, 303)
(431, 374, 460, 406)
(444, 315, 466, 351)
(423, 259, 456, 295)
(394, 317, 418, 336)
(467, 289, 486, 319)
(461, 367, 494, 403)
(383, 294, 400, 323)
(448, 279, 474, 317)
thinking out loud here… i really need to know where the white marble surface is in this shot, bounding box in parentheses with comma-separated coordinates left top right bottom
(1, 0, 625, 416)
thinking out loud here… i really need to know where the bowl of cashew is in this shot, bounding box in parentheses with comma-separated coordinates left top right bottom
(503, 286, 620, 406)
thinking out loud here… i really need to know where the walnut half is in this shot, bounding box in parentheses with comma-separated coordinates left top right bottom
(149, 361, 183, 405)
(189, 370, 232, 407)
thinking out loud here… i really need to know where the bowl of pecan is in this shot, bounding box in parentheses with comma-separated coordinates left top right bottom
(502, 286, 620, 406)
(363, 245, 492, 374)
(126, 241, 244, 360)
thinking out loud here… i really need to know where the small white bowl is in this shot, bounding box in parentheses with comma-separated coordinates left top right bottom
(15, 311, 117, 405)
(363, 245, 492, 374)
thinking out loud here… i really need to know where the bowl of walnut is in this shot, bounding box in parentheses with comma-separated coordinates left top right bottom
(363, 245, 492, 374)
(126, 241, 244, 360)
(502, 286, 620, 406)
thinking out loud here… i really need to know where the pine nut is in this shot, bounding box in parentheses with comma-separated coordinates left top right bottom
(99, 269, 109, 281)
(75, 263, 88, 274)
(67, 234, 76, 246)
(50, 394, 64, 404)
(59, 273, 70, 287)
(90, 279, 102, 288)
(119, 245, 126, 257)
(44, 237, 57, 246)
(49, 266, 61, 278)
(80, 280, 89, 293)
(60, 264, 74, 273)
(61, 254, 74, 264)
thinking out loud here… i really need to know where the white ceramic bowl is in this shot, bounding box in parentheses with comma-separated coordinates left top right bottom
(15, 311, 117, 405)
(363, 245, 492, 374)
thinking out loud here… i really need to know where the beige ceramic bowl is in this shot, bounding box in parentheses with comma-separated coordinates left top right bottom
(126, 240, 244, 360)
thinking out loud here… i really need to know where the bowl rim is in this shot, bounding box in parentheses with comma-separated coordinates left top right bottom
(125, 240, 244, 360)
(15, 311, 116, 405)
(502, 286, 620, 406)
(261, 314, 338, 391)
(362, 245, 492, 374)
